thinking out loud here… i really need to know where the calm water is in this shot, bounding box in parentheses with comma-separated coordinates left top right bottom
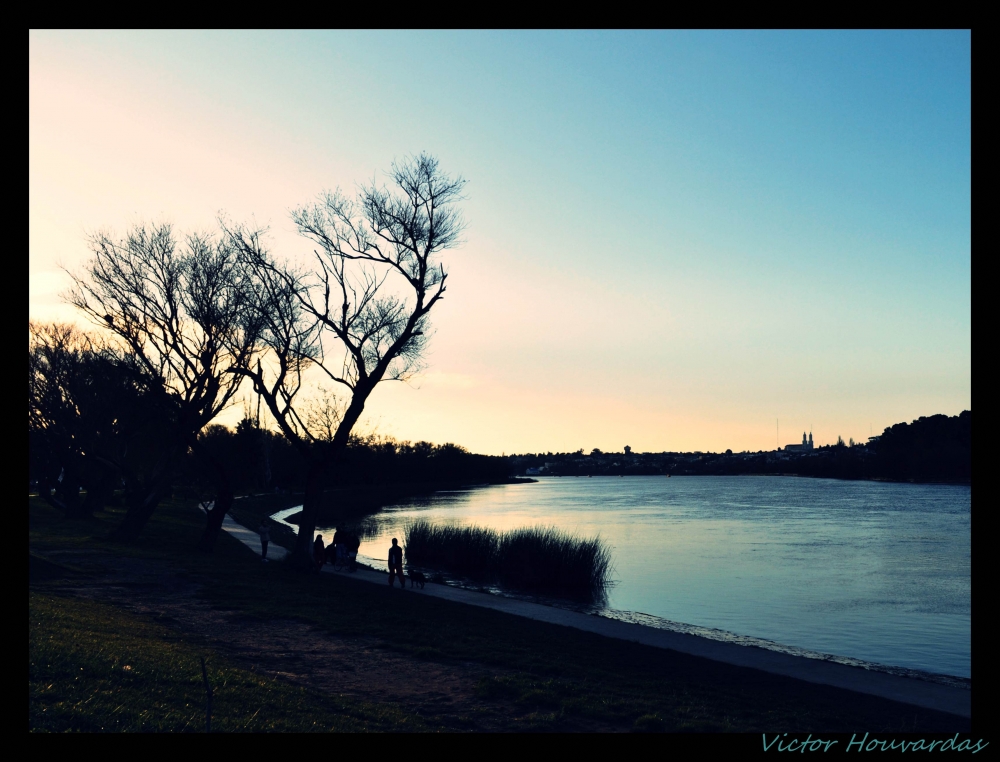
(292, 476, 970, 680)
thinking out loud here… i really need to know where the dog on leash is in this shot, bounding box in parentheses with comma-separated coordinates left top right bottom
(408, 570, 427, 589)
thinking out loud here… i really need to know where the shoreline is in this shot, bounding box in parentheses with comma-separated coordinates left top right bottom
(223, 515, 971, 719)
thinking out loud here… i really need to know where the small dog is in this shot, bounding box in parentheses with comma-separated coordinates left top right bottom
(408, 570, 427, 589)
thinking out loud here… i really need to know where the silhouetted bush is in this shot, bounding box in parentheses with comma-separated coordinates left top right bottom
(404, 521, 611, 598)
(875, 411, 970, 482)
(496, 527, 611, 595)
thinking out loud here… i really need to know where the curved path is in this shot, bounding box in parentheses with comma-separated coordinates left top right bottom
(223, 515, 970, 719)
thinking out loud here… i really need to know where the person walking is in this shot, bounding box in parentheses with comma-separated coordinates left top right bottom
(258, 520, 271, 562)
(388, 538, 404, 588)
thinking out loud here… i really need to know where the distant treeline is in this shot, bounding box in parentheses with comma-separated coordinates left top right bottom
(506, 411, 971, 484)
(173, 422, 515, 499)
(873, 411, 971, 482)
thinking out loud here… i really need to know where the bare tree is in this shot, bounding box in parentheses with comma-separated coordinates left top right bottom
(228, 153, 465, 569)
(304, 387, 345, 442)
(67, 223, 262, 544)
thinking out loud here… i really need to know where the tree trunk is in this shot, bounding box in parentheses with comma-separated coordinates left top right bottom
(58, 469, 89, 519)
(40, 487, 70, 515)
(195, 443, 235, 553)
(77, 463, 119, 518)
(197, 487, 233, 552)
(109, 451, 175, 542)
(53, 466, 99, 519)
(288, 464, 324, 571)
(280, 386, 369, 571)
(109, 478, 170, 541)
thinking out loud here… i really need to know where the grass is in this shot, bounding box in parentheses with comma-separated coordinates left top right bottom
(404, 521, 612, 598)
(28, 496, 971, 733)
(30, 591, 416, 732)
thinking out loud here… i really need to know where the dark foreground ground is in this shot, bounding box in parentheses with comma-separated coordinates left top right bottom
(29, 496, 972, 733)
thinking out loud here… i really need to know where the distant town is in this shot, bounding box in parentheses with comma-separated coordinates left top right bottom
(508, 411, 971, 484)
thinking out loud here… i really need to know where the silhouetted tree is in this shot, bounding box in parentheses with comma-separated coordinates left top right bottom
(876, 411, 971, 482)
(29, 322, 94, 517)
(67, 224, 262, 544)
(29, 322, 166, 518)
(227, 153, 465, 569)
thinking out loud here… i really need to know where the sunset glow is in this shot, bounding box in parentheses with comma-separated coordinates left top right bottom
(29, 31, 971, 454)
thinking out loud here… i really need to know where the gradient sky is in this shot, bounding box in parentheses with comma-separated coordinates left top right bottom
(29, 30, 971, 455)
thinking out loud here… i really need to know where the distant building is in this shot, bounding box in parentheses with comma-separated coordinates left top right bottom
(783, 431, 814, 454)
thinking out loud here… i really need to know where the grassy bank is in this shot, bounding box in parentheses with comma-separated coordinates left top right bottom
(29, 497, 970, 733)
(404, 521, 612, 598)
(29, 591, 414, 732)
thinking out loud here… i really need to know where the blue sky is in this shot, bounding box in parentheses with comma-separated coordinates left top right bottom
(29, 30, 971, 453)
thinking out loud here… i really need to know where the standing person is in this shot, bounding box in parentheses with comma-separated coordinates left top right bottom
(324, 541, 337, 567)
(313, 534, 326, 570)
(348, 532, 361, 572)
(388, 538, 404, 588)
(332, 528, 344, 567)
(258, 520, 271, 562)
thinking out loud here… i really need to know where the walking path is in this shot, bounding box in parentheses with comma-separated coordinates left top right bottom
(223, 515, 970, 719)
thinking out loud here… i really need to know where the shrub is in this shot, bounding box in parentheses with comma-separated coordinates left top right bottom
(403, 522, 500, 579)
(403, 521, 611, 598)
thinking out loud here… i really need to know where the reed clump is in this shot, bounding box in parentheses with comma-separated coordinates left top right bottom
(404, 521, 612, 597)
(403, 523, 501, 578)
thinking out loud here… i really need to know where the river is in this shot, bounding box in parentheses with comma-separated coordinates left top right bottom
(272, 475, 971, 681)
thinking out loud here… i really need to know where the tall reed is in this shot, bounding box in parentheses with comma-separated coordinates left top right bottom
(403, 522, 500, 578)
(403, 521, 612, 598)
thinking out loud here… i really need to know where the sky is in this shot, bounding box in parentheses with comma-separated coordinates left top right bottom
(29, 30, 971, 455)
